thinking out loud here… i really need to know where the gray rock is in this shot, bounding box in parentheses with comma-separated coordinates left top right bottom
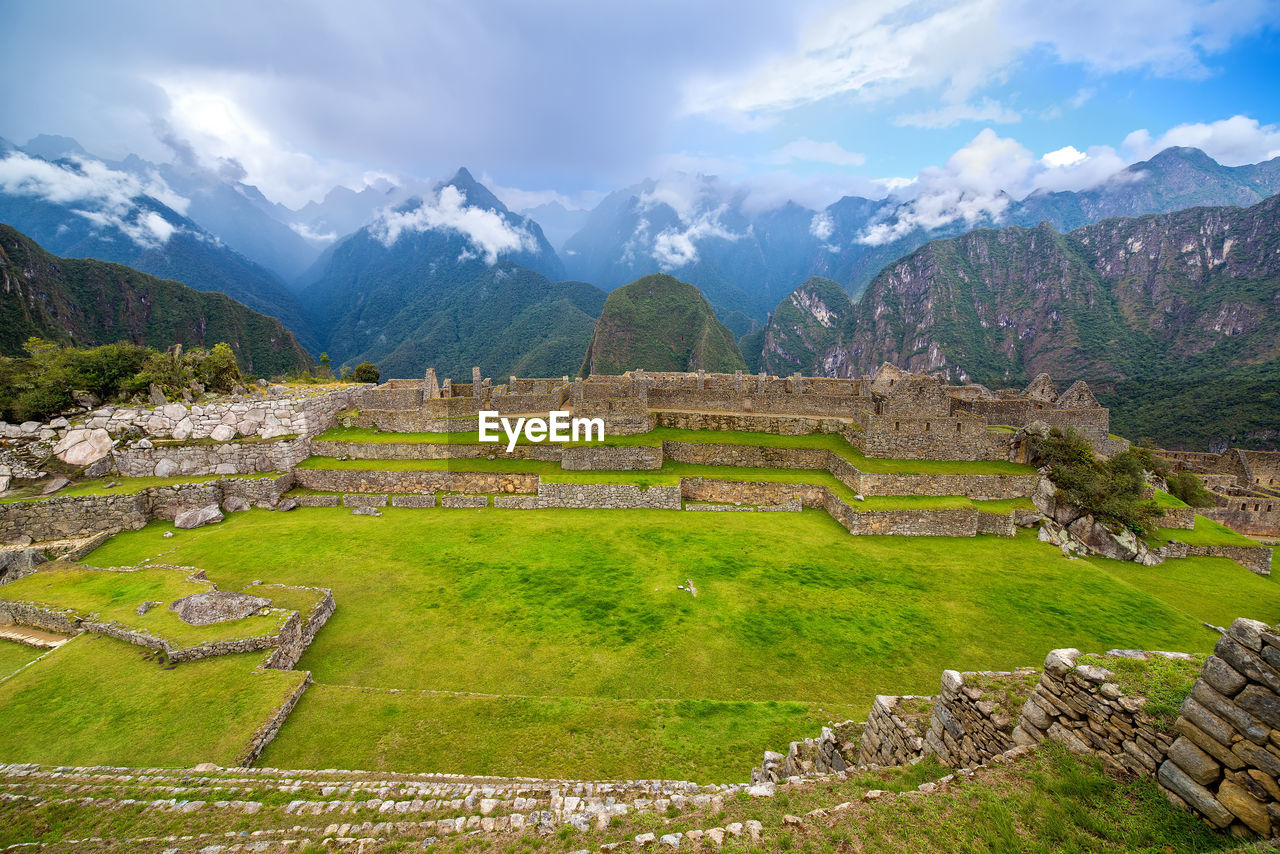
(209, 424, 236, 442)
(1043, 648, 1080, 677)
(1229, 618, 1271, 652)
(1167, 737, 1221, 786)
(149, 384, 167, 406)
(169, 591, 270, 625)
(174, 504, 224, 529)
(351, 506, 381, 517)
(163, 531, 175, 539)
(136, 601, 161, 616)
(1157, 761, 1234, 828)
(52, 428, 114, 467)
(137, 438, 153, 449)
(1203, 656, 1248, 697)
(222, 496, 250, 513)
(40, 477, 70, 495)
(154, 458, 179, 478)
(276, 499, 298, 512)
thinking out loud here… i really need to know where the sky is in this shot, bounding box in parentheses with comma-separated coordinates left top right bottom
(2, 0, 1280, 212)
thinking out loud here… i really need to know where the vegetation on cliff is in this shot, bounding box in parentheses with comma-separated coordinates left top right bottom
(1024, 428, 1162, 534)
(580, 274, 746, 376)
(0, 224, 312, 378)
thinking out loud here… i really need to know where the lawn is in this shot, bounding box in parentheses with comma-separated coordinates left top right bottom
(0, 634, 305, 768)
(1147, 514, 1261, 548)
(0, 564, 291, 648)
(0, 638, 46, 678)
(0, 472, 278, 503)
(67, 506, 1279, 780)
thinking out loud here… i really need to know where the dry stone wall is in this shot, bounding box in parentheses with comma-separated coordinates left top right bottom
(113, 437, 313, 477)
(86, 387, 363, 442)
(1205, 502, 1280, 540)
(310, 441, 562, 462)
(560, 446, 662, 471)
(0, 475, 291, 544)
(925, 668, 1040, 768)
(1012, 648, 1183, 778)
(237, 674, 312, 767)
(292, 469, 537, 496)
(1156, 618, 1280, 836)
(858, 695, 936, 767)
(535, 483, 681, 510)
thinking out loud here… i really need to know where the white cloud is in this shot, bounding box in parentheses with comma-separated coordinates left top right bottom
(370, 184, 538, 263)
(809, 212, 835, 241)
(158, 78, 373, 208)
(893, 97, 1021, 129)
(1123, 115, 1280, 166)
(479, 171, 602, 213)
(289, 222, 339, 244)
(857, 128, 1127, 245)
(768, 138, 866, 167)
(685, 0, 1269, 123)
(0, 151, 189, 248)
(651, 208, 743, 269)
(1041, 145, 1087, 168)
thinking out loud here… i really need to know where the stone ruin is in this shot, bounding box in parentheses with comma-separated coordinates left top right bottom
(169, 591, 271, 625)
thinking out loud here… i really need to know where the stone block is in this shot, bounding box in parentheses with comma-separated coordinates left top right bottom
(1157, 761, 1234, 828)
(1167, 737, 1221, 786)
(1218, 779, 1272, 835)
(1203, 656, 1248, 697)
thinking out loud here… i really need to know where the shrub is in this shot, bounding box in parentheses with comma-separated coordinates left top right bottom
(197, 342, 243, 393)
(348, 362, 380, 384)
(1024, 427, 1162, 535)
(1166, 471, 1217, 508)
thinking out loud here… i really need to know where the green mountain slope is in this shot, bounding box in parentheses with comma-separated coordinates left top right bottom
(751, 196, 1280, 450)
(580, 274, 747, 376)
(365, 264, 606, 381)
(0, 224, 313, 377)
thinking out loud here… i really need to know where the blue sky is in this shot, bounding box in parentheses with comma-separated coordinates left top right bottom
(2, 0, 1278, 211)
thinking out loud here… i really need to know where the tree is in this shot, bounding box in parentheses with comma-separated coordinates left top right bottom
(349, 362, 380, 384)
(198, 342, 243, 393)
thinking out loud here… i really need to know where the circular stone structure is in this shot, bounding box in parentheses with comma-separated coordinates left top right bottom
(168, 591, 271, 625)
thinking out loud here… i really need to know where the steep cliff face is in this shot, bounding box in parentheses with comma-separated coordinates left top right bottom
(759, 196, 1280, 449)
(756, 277, 857, 377)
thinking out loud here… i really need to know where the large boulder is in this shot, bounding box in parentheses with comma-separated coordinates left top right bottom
(174, 504, 224, 529)
(154, 458, 180, 478)
(52, 428, 115, 467)
(168, 591, 269, 625)
(209, 424, 236, 442)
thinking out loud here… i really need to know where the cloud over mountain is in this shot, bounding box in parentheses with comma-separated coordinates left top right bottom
(0, 151, 191, 248)
(370, 185, 539, 263)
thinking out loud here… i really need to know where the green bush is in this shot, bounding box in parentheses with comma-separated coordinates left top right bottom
(347, 362, 380, 384)
(1024, 427, 1162, 535)
(1166, 471, 1217, 508)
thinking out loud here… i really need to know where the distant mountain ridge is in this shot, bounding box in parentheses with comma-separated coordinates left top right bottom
(750, 196, 1280, 450)
(0, 224, 312, 377)
(561, 148, 1280, 323)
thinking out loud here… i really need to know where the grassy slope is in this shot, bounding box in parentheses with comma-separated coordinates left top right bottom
(75, 507, 1280, 780)
(0, 472, 277, 504)
(0, 634, 304, 768)
(0, 639, 45, 678)
(0, 564, 289, 647)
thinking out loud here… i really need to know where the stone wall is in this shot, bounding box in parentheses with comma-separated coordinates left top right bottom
(534, 483, 682, 510)
(237, 673, 313, 767)
(1204, 501, 1280, 539)
(87, 387, 363, 442)
(113, 437, 313, 477)
(662, 442, 829, 471)
(1156, 618, 1280, 836)
(309, 440, 562, 462)
(1012, 648, 1183, 778)
(751, 722, 863, 784)
(680, 479, 826, 508)
(925, 668, 1040, 768)
(1155, 542, 1273, 576)
(0, 476, 292, 544)
(857, 472, 1038, 500)
(854, 414, 1008, 462)
(560, 445, 663, 471)
(1162, 507, 1197, 530)
(652, 411, 849, 436)
(858, 695, 936, 767)
(292, 469, 537, 496)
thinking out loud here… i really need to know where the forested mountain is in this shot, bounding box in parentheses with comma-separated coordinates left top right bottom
(750, 197, 1280, 450)
(580, 274, 746, 376)
(0, 224, 312, 377)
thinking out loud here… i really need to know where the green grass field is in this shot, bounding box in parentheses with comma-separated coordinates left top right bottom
(0, 639, 46, 678)
(59, 506, 1278, 781)
(1147, 514, 1261, 547)
(0, 634, 305, 768)
(0, 565, 290, 648)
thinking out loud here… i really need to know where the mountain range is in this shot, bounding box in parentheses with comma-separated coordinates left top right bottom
(0, 223, 311, 377)
(1, 134, 1278, 447)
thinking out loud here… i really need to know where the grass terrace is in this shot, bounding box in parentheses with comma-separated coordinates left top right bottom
(0, 634, 306, 768)
(0, 472, 279, 504)
(31, 506, 1274, 781)
(312, 426, 1036, 475)
(1147, 514, 1262, 548)
(0, 564, 292, 648)
(0, 639, 46, 677)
